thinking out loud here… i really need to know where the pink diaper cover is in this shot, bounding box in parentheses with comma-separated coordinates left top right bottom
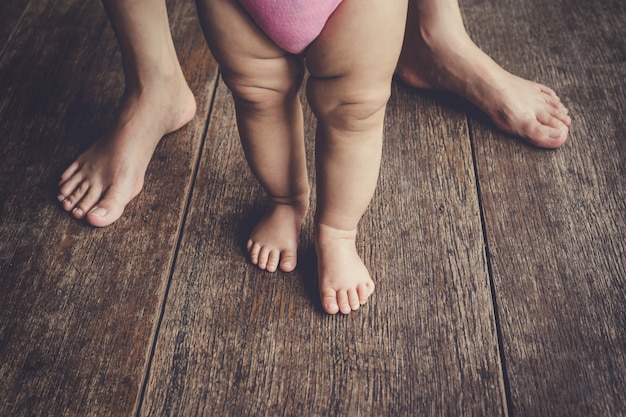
(238, 0, 342, 54)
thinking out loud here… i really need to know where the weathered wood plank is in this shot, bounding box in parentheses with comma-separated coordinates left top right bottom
(0, 0, 217, 415)
(463, 0, 626, 415)
(0, 0, 32, 52)
(138, 74, 506, 415)
(2, 0, 622, 415)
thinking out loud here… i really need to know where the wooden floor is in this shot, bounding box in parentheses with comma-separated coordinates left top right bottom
(1, 0, 625, 416)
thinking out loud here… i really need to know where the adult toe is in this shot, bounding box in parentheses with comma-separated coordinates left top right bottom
(84, 189, 127, 227)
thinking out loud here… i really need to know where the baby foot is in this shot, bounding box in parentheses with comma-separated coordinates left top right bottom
(315, 224, 375, 315)
(246, 194, 309, 273)
(396, 24, 571, 148)
(58, 74, 196, 227)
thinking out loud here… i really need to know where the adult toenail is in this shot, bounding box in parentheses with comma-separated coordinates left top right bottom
(73, 207, 84, 216)
(351, 304, 360, 311)
(549, 129, 563, 139)
(63, 199, 72, 207)
(57, 194, 66, 202)
(89, 207, 107, 217)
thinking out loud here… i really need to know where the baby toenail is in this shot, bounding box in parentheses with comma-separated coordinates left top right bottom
(89, 207, 107, 217)
(351, 304, 360, 311)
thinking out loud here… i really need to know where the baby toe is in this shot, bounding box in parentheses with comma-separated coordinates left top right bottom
(347, 288, 360, 311)
(336, 290, 352, 315)
(321, 289, 340, 315)
(248, 241, 261, 265)
(279, 250, 297, 272)
(356, 283, 370, 304)
(266, 249, 280, 272)
(257, 246, 271, 269)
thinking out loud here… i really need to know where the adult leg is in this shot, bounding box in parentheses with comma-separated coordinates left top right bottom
(306, 0, 408, 314)
(58, 0, 196, 227)
(196, 0, 309, 273)
(396, 0, 571, 148)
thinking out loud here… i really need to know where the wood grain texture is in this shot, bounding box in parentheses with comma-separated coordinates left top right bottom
(1, 0, 624, 415)
(462, 0, 626, 415)
(0, 0, 31, 52)
(0, 0, 217, 415)
(138, 78, 506, 416)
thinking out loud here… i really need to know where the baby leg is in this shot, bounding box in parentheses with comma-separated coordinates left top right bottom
(196, 0, 309, 272)
(58, 0, 195, 227)
(305, 0, 408, 314)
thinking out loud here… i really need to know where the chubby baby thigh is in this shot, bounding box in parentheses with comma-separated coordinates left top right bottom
(305, 0, 408, 81)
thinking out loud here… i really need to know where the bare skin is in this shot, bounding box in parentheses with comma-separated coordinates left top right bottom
(197, 0, 311, 275)
(246, 194, 309, 273)
(58, 0, 572, 313)
(57, 0, 196, 227)
(197, 0, 406, 314)
(303, 0, 406, 314)
(59, 82, 195, 227)
(315, 225, 375, 314)
(58, 0, 572, 230)
(396, 0, 572, 148)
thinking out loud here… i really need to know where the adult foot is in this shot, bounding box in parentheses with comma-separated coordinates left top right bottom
(315, 224, 375, 315)
(58, 74, 196, 227)
(246, 193, 309, 273)
(396, 11, 571, 148)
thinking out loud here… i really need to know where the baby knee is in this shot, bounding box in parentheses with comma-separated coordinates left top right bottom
(223, 72, 302, 112)
(307, 84, 391, 132)
(225, 81, 285, 112)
